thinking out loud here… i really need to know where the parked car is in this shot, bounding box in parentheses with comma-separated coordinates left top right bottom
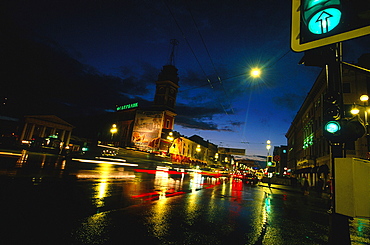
(29, 136, 61, 154)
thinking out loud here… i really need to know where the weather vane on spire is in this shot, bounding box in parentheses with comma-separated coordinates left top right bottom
(168, 39, 179, 66)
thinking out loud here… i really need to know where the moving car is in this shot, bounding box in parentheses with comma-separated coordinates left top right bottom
(243, 173, 258, 185)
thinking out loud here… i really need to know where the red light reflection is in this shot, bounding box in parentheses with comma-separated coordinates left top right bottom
(134, 169, 187, 175)
(132, 190, 186, 201)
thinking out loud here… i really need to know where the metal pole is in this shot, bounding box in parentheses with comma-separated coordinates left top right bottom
(365, 102, 370, 155)
(327, 42, 351, 244)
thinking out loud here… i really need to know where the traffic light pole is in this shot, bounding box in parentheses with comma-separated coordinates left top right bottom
(326, 42, 351, 245)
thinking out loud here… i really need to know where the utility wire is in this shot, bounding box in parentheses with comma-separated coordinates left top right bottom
(163, 0, 230, 115)
(179, 49, 291, 93)
(186, 5, 234, 114)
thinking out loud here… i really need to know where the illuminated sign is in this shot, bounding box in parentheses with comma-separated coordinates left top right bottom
(303, 133, 314, 149)
(132, 111, 163, 150)
(116, 102, 138, 111)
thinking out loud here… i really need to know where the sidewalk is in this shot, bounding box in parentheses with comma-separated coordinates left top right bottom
(258, 182, 330, 199)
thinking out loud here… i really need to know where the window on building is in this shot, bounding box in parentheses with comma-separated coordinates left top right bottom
(343, 83, 351, 93)
(303, 121, 314, 149)
(166, 119, 170, 129)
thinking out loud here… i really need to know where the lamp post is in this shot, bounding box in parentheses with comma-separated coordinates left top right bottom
(196, 144, 201, 161)
(110, 124, 117, 139)
(166, 132, 174, 155)
(196, 144, 201, 158)
(266, 140, 273, 178)
(351, 94, 370, 156)
(266, 140, 271, 155)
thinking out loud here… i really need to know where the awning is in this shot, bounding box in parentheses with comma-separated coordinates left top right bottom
(312, 166, 319, 173)
(318, 164, 329, 174)
(294, 167, 312, 174)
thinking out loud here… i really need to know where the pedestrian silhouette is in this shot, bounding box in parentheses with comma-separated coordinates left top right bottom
(317, 177, 324, 197)
(303, 178, 309, 195)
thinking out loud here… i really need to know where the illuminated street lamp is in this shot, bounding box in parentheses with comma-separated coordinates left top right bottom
(360, 94, 369, 103)
(110, 124, 117, 139)
(167, 132, 174, 142)
(266, 140, 271, 154)
(166, 132, 175, 155)
(194, 144, 201, 162)
(350, 107, 360, 115)
(351, 94, 370, 155)
(215, 153, 219, 163)
(250, 68, 261, 78)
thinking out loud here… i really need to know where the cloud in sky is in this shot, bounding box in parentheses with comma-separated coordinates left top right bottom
(2, 0, 370, 156)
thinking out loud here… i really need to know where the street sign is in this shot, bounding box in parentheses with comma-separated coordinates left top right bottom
(291, 0, 370, 52)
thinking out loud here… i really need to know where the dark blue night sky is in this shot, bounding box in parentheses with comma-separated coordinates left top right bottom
(1, 0, 370, 158)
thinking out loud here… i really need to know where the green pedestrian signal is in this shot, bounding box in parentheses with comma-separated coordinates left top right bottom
(323, 117, 365, 143)
(325, 121, 340, 134)
(291, 0, 370, 52)
(301, 0, 342, 41)
(322, 92, 343, 142)
(267, 156, 273, 167)
(307, 8, 341, 34)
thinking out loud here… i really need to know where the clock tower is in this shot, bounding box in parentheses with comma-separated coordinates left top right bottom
(153, 65, 179, 112)
(153, 40, 179, 112)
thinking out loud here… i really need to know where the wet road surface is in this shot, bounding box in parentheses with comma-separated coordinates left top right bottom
(0, 150, 369, 244)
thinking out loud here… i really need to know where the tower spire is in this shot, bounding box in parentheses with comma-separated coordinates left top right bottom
(168, 39, 179, 66)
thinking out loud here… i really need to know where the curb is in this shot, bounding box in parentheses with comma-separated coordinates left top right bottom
(258, 184, 301, 193)
(258, 184, 330, 199)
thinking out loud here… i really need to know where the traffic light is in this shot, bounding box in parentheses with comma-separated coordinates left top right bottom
(323, 92, 342, 141)
(267, 156, 273, 167)
(301, 0, 342, 44)
(324, 116, 365, 142)
(323, 92, 341, 121)
(291, 0, 370, 52)
(342, 115, 365, 142)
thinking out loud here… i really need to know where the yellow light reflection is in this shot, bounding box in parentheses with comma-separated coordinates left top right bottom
(149, 196, 170, 239)
(61, 159, 66, 170)
(154, 170, 169, 199)
(189, 172, 203, 192)
(184, 188, 198, 226)
(75, 212, 109, 243)
(41, 154, 46, 168)
(95, 180, 108, 208)
(93, 164, 114, 208)
(15, 150, 28, 167)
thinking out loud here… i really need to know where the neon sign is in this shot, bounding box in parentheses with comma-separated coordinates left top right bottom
(303, 133, 314, 149)
(116, 102, 138, 111)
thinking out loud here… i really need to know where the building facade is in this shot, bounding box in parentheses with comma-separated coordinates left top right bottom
(286, 54, 370, 188)
(104, 64, 179, 153)
(20, 115, 74, 152)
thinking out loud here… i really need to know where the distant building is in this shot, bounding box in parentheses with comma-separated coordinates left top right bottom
(19, 115, 74, 151)
(272, 145, 288, 176)
(105, 64, 179, 153)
